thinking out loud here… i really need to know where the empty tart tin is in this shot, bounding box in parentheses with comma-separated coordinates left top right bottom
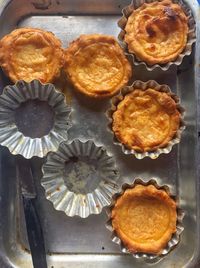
(105, 178, 184, 262)
(118, 0, 196, 71)
(107, 80, 185, 159)
(41, 139, 120, 218)
(0, 80, 71, 158)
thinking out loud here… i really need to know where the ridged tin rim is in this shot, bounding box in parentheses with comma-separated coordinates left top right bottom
(118, 0, 196, 71)
(106, 80, 185, 159)
(0, 80, 71, 159)
(41, 139, 120, 218)
(105, 178, 184, 262)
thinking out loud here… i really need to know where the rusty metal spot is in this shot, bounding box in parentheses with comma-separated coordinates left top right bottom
(31, 0, 52, 10)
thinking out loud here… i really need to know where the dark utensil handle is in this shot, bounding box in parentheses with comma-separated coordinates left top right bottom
(23, 196, 47, 268)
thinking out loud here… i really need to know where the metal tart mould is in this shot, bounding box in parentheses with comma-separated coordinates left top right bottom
(105, 178, 184, 262)
(118, 0, 196, 71)
(0, 80, 71, 159)
(41, 139, 120, 218)
(107, 80, 185, 159)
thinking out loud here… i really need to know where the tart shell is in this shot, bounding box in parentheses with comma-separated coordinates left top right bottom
(118, 0, 196, 70)
(111, 184, 177, 254)
(106, 179, 184, 260)
(112, 88, 180, 152)
(64, 34, 132, 98)
(107, 80, 185, 159)
(0, 27, 64, 83)
(125, 0, 188, 65)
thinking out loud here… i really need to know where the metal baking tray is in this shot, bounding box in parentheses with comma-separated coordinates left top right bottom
(0, 0, 199, 267)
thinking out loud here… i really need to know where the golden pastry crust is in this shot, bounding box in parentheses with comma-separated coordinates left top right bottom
(112, 88, 181, 152)
(0, 28, 64, 83)
(124, 0, 188, 65)
(64, 34, 132, 98)
(111, 184, 177, 254)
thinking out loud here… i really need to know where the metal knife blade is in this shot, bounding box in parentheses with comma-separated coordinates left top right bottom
(16, 157, 36, 199)
(16, 157, 47, 268)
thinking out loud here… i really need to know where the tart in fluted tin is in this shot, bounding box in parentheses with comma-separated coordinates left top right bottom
(107, 80, 185, 159)
(106, 179, 184, 260)
(0, 80, 71, 158)
(64, 34, 132, 98)
(0, 28, 64, 83)
(41, 139, 120, 218)
(118, 0, 196, 70)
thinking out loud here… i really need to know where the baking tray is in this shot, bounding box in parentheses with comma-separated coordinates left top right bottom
(0, 0, 199, 267)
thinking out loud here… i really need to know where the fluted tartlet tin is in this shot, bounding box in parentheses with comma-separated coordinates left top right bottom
(41, 139, 120, 218)
(118, 0, 196, 71)
(107, 80, 185, 159)
(0, 80, 71, 158)
(106, 178, 184, 262)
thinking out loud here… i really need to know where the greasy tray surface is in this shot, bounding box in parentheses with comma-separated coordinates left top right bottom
(0, 0, 199, 267)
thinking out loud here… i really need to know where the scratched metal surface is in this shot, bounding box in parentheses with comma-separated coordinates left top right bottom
(0, 0, 199, 267)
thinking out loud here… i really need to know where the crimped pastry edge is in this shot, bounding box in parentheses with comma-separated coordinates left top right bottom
(105, 178, 184, 262)
(118, 0, 196, 71)
(64, 34, 132, 98)
(106, 80, 185, 159)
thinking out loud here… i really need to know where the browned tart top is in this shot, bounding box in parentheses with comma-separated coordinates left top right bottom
(124, 0, 188, 65)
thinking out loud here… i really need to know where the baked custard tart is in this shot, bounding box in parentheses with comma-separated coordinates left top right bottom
(124, 0, 189, 65)
(64, 34, 132, 98)
(0, 28, 64, 83)
(112, 86, 181, 153)
(111, 184, 177, 254)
